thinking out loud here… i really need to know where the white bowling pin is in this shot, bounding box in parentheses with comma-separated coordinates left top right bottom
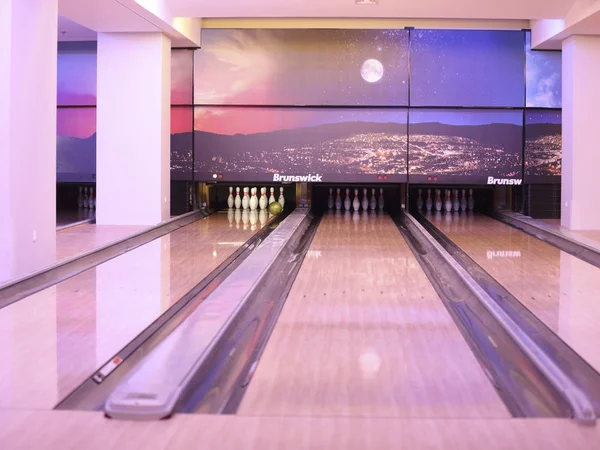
(269, 187, 276, 205)
(278, 187, 285, 209)
(352, 188, 360, 211)
(249, 187, 258, 210)
(327, 188, 334, 209)
(242, 187, 249, 210)
(417, 188, 424, 210)
(227, 187, 234, 209)
(460, 189, 467, 211)
(234, 187, 242, 209)
(468, 189, 475, 211)
(378, 188, 385, 210)
(361, 188, 368, 211)
(452, 189, 460, 212)
(369, 188, 377, 210)
(435, 189, 442, 212)
(259, 187, 267, 210)
(335, 188, 342, 210)
(444, 190, 452, 213)
(425, 189, 432, 211)
(344, 188, 351, 211)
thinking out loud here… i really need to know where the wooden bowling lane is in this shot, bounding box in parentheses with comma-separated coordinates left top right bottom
(238, 212, 509, 418)
(0, 211, 266, 409)
(428, 212, 600, 375)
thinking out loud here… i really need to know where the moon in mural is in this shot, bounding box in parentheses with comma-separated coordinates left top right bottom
(360, 59, 384, 83)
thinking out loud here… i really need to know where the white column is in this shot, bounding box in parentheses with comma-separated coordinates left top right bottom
(0, 0, 57, 283)
(561, 35, 600, 230)
(96, 33, 171, 226)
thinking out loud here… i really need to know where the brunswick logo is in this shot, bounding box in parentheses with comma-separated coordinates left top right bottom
(487, 250, 522, 260)
(273, 173, 323, 182)
(487, 177, 522, 186)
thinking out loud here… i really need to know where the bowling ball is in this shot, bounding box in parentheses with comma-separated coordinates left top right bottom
(268, 201, 283, 215)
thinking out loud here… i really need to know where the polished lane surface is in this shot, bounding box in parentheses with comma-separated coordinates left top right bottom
(238, 212, 509, 418)
(429, 212, 600, 375)
(0, 210, 269, 409)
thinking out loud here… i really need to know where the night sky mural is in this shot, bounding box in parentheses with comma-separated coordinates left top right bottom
(193, 29, 410, 106)
(410, 30, 525, 107)
(193, 108, 408, 182)
(525, 111, 562, 182)
(526, 32, 562, 108)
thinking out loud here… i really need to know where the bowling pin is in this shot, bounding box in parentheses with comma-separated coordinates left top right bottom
(452, 189, 460, 212)
(444, 190, 452, 212)
(425, 189, 432, 211)
(328, 188, 334, 209)
(249, 187, 258, 211)
(361, 188, 369, 211)
(378, 188, 385, 210)
(460, 189, 467, 211)
(417, 188, 424, 210)
(369, 188, 377, 210)
(77, 186, 83, 208)
(278, 187, 285, 209)
(234, 187, 242, 209)
(89, 187, 95, 209)
(352, 189, 360, 211)
(227, 187, 234, 209)
(269, 187, 276, 205)
(335, 188, 342, 210)
(468, 189, 475, 211)
(344, 188, 351, 211)
(435, 189, 442, 212)
(259, 187, 267, 210)
(242, 187, 249, 210)
(83, 187, 89, 208)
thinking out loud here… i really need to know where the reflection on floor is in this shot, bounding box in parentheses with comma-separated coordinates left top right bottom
(538, 218, 600, 251)
(57, 209, 95, 228)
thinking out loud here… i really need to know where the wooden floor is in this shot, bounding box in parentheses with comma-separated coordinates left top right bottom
(1, 410, 599, 450)
(239, 212, 508, 418)
(430, 212, 600, 375)
(0, 211, 265, 409)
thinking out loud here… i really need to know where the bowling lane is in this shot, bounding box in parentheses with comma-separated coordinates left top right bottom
(428, 213, 600, 375)
(238, 212, 509, 418)
(0, 210, 269, 409)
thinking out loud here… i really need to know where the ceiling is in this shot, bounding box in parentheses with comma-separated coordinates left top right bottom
(57, 16, 96, 41)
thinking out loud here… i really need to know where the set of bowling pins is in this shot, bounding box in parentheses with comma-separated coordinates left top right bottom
(227, 208, 269, 231)
(416, 188, 474, 213)
(227, 187, 285, 211)
(77, 186, 96, 209)
(327, 187, 384, 211)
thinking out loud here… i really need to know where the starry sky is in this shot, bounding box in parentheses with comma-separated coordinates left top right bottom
(526, 110, 562, 125)
(193, 29, 409, 106)
(410, 109, 523, 126)
(57, 50, 97, 106)
(171, 50, 194, 105)
(410, 30, 525, 107)
(194, 107, 407, 135)
(57, 108, 97, 139)
(526, 32, 562, 108)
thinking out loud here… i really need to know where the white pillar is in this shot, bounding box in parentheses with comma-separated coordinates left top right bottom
(96, 33, 171, 226)
(0, 0, 57, 283)
(561, 36, 600, 230)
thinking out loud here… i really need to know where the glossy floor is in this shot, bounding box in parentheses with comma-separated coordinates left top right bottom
(0, 211, 268, 409)
(239, 211, 508, 418)
(539, 218, 600, 251)
(429, 212, 600, 374)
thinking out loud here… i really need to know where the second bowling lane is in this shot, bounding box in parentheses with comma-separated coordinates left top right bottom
(238, 212, 509, 418)
(427, 212, 600, 374)
(0, 211, 269, 409)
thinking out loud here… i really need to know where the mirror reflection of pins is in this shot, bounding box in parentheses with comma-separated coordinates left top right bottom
(258, 209, 267, 226)
(444, 211, 452, 225)
(234, 209, 241, 228)
(352, 210, 360, 225)
(227, 208, 234, 227)
(242, 210, 249, 229)
(343, 210, 351, 222)
(249, 210, 258, 230)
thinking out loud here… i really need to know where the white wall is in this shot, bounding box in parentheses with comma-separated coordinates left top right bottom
(561, 35, 600, 230)
(0, 0, 57, 283)
(96, 32, 171, 226)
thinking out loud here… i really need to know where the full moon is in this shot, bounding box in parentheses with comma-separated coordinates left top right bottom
(360, 59, 384, 83)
